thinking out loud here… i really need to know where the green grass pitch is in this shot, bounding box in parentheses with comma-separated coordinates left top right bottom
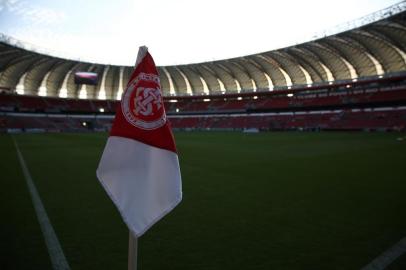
(1, 131, 406, 269)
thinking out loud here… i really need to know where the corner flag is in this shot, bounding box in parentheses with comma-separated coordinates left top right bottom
(96, 47, 182, 237)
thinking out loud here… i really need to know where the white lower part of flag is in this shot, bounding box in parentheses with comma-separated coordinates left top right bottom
(96, 136, 182, 237)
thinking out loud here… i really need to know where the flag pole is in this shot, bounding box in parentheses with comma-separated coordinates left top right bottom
(128, 232, 138, 270)
(127, 45, 148, 270)
(135, 46, 149, 67)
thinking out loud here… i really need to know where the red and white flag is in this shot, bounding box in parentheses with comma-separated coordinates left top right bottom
(96, 47, 182, 237)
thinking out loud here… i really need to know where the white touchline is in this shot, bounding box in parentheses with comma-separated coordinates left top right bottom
(13, 137, 71, 270)
(360, 237, 406, 270)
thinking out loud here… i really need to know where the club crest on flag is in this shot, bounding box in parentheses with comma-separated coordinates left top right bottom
(122, 72, 166, 130)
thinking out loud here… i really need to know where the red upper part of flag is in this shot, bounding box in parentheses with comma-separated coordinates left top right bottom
(110, 52, 177, 153)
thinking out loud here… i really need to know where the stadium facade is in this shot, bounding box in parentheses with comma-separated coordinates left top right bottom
(1, 3, 405, 98)
(0, 3, 406, 132)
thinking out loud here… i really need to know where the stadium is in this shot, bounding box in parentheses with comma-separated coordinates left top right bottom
(1, 1, 406, 269)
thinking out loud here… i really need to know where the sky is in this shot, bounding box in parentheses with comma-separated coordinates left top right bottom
(0, 0, 402, 66)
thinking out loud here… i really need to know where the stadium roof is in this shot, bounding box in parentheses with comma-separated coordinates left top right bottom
(0, 4, 405, 99)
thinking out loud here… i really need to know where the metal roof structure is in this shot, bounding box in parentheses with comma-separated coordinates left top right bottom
(0, 4, 405, 100)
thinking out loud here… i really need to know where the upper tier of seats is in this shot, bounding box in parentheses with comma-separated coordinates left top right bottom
(1, 74, 406, 115)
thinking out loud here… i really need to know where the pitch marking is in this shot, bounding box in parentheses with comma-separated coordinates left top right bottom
(361, 237, 406, 270)
(13, 137, 71, 270)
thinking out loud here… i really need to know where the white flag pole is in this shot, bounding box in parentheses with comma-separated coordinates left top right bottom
(127, 45, 148, 270)
(128, 232, 138, 270)
(135, 46, 149, 67)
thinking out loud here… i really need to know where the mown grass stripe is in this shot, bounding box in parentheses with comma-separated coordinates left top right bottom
(13, 137, 71, 270)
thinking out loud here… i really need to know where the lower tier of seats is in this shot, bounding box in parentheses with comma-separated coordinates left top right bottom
(1, 106, 405, 133)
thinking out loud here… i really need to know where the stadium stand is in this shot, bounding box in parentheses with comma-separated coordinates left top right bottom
(0, 4, 406, 133)
(2, 106, 406, 132)
(1, 74, 406, 132)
